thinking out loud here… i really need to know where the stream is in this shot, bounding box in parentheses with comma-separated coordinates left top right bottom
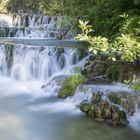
(0, 14, 140, 140)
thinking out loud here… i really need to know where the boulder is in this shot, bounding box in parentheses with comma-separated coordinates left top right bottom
(82, 56, 108, 77)
(58, 74, 87, 98)
(78, 48, 89, 60)
(108, 93, 136, 115)
(79, 92, 130, 125)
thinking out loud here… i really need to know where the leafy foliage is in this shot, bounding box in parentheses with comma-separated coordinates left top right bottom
(131, 79, 140, 92)
(76, 20, 140, 62)
(76, 20, 109, 55)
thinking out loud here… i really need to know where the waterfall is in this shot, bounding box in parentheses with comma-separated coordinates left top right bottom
(0, 14, 13, 26)
(0, 13, 79, 81)
(0, 44, 80, 81)
(0, 14, 140, 134)
(0, 14, 73, 38)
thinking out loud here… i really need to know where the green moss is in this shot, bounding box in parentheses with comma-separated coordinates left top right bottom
(79, 92, 129, 125)
(131, 79, 140, 92)
(79, 102, 91, 114)
(107, 65, 119, 81)
(58, 74, 87, 98)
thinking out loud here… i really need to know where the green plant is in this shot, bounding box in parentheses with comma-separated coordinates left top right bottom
(131, 79, 140, 91)
(76, 20, 140, 62)
(113, 34, 140, 61)
(76, 20, 109, 55)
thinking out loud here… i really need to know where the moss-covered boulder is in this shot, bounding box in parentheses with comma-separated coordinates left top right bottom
(107, 64, 135, 82)
(82, 57, 108, 77)
(78, 48, 89, 60)
(58, 74, 87, 98)
(79, 92, 128, 125)
(110, 105, 127, 125)
(107, 65, 119, 81)
(92, 92, 102, 103)
(79, 102, 91, 114)
(108, 93, 136, 115)
(108, 94, 121, 105)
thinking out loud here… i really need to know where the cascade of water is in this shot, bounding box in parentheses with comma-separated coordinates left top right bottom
(0, 14, 73, 38)
(0, 14, 13, 26)
(0, 44, 80, 82)
(0, 13, 140, 134)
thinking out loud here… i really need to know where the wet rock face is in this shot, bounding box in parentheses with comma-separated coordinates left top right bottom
(82, 54, 139, 83)
(79, 92, 131, 125)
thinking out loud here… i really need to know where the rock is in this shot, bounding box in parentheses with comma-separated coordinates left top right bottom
(93, 104, 104, 121)
(111, 105, 127, 125)
(58, 54, 66, 69)
(78, 48, 89, 60)
(79, 102, 91, 114)
(56, 47, 65, 56)
(92, 92, 102, 103)
(107, 64, 136, 82)
(50, 32, 55, 38)
(88, 54, 97, 61)
(108, 94, 121, 105)
(108, 93, 136, 115)
(82, 56, 108, 77)
(79, 91, 129, 125)
(0, 27, 7, 37)
(86, 75, 111, 84)
(98, 52, 111, 61)
(58, 74, 87, 98)
(107, 65, 119, 81)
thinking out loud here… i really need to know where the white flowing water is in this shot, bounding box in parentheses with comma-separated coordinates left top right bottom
(0, 14, 140, 140)
(0, 14, 73, 38)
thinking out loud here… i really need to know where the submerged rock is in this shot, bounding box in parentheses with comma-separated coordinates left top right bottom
(58, 74, 87, 98)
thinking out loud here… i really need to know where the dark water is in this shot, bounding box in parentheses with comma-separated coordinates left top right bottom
(0, 93, 140, 140)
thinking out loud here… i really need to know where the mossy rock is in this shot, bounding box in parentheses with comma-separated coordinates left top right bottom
(79, 102, 91, 114)
(108, 93, 136, 115)
(78, 48, 89, 60)
(79, 91, 128, 125)
(108, 94, 121, 105)
(92, 92, 102, 103)
(56, 47, 65, 57)
(107, 65, 119, 81)
(110, 105, 127, 125)
(88, 54, 97, 61)
(58, 74, 87, 98)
